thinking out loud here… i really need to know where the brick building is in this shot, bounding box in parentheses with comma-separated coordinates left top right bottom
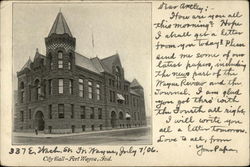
(14, 11, 147, 134)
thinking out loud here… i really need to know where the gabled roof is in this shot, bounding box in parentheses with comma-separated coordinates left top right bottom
(21, 58, 32, 71)
(100, 54, 121, 73)
(130, 79, 142, 88)
(75, 52, 100, 74)
(48, 11, 73, 37)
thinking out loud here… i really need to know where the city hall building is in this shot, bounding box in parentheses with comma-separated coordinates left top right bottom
(14, 11, 147, 134)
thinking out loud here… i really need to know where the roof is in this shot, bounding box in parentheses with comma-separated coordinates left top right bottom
(130, 79, 142, 88)
(21, 58, 32, 71)
(90, 57, 105, 73)
(130, 89, 140, 96)
(100, 54, 121, 73)
(48, 11, 73, 37)
(75, 52, 101, 74)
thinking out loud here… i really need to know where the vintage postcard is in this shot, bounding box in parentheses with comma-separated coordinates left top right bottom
(0, 0, 249, 166)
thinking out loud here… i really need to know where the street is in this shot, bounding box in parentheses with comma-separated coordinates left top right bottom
(13, 127, 151, 145)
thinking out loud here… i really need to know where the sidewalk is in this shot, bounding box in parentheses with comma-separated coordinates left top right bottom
(13, 126, 149, 138)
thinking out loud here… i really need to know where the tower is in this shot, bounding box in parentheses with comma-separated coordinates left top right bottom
(45, 11, 76, 71)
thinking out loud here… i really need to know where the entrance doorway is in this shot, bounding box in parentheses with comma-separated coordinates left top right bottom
(34, 111, 45, 131)
(111, 111, 117, 128)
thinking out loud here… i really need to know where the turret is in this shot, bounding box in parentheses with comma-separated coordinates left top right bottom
(45, 11, 75, 71)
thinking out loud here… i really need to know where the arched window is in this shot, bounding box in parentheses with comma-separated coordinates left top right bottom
(58, 51, 63, 68)
(119, 112, 123, 120)
(98, 108, 102, 119)
(34, 79, 40, 100)
(68, 53, 72, 70)
(20, 82, 25, 103)
(43, 79, 46, 98)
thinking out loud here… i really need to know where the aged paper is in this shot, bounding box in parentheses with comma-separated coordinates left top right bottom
(1, 0, 249, 166)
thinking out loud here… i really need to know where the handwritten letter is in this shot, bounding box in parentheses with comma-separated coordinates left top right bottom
(153, 1, 249, 163)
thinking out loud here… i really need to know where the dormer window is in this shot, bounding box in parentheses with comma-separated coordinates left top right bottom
(58, 51, 63, 68)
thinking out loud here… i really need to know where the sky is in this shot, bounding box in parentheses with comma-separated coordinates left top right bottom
(13, 2, 151, 116)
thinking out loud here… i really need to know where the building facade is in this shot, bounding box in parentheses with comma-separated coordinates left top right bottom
(14, 11, 147, 134)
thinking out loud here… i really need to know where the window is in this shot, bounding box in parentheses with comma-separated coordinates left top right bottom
(71, 125, 75, 133)
(21, 91, 24, 103)
(43, 80, 46, 98)
(48, 126, 52, 133)
(48, 79, 52, 95)
(80, 106, 85, 119)
(119, 112, 123, 120)
(91, 125, 94, 131)
(124, 85, 129, 91)
(69, 79, 73, 95)
(58, 79, 63, 94)
(58, 51, 63, 68)
(35, 79, 40, 100)
(29, 109, 31, 120)
(58, 104, 64, 118)
(20, 111, 24, 122)
(88, 81, 93, 99)
(98, 108, 102, 119)
(113, 91, 116, 102)
(124, 95, 129, 105)
(79, 78, 84, 97)
(90, 107, 94, 119)
(110, 90, 112, 102)
(82, 125, 85, 131)
(49, 105, 52, 119)
(100, 124, 103, 130)
(49, 54, 53, 70)
(68, 53, 72, 70)
(68, 61, 72, 70)
(71, 104, 74, 118)
(115, 66, 121, 89)
(109, 79, 112, 86)
(20, 82, 25, 103)
(96, 84, 100, 100)
(109, 90, 116, 102)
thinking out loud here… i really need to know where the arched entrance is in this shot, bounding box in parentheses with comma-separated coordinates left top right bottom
(34, 111, 45, 131)
(111, 111, 117, 128)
